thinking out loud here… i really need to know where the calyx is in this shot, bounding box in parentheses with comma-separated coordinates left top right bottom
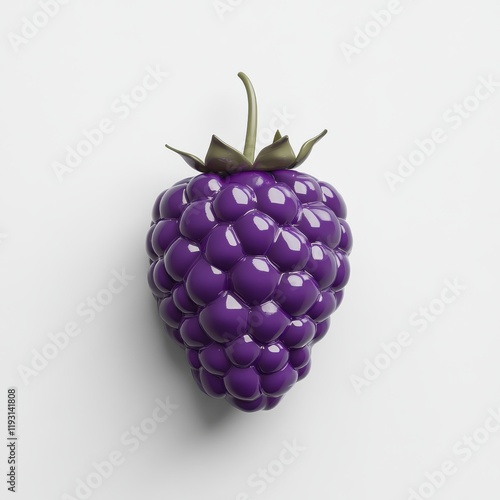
(165, 72, 327, 174)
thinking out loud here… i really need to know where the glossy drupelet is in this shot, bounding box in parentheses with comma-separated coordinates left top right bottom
(146, 169, 352, 412)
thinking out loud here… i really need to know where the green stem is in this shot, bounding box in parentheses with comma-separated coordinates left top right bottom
(238, 72, 258, 163)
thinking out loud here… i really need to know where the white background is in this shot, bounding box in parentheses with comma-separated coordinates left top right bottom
(1, 1, 500, 499)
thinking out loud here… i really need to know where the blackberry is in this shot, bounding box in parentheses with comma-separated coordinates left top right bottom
(146, 73, 352, 411)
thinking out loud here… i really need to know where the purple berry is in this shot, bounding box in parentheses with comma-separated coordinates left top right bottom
(296, 203, 341, 249)
(289, 345, 310, 370)
(224, 366, 261, 401)
(159, 183, 188, 219)
(313, 318, 330, 343)
(232, 256, 280, 304)
(260, 364, 298, 397)
(331, 250, 350, 291)
(147, 262, 167, 298)
(267, 226, 311, 271)
(319, 181, 347, 219)
(205, 224, 244, 270)
(273, 170, 323, 203)
(307, 289, 337, 323)
(148, 72, 352, 411)
(164, 237, 200, 281)
(186, 174, 222, 201)
(186, 349, 201, 370)
(227, 395, 266, 412)
(198, 292, 249, 343)
(146, 224, 157, 261)
(279, 316, 316, 348)
(213, 185, 256, 221)
(147, 168, 351, 411)
(338, 219, 353, 255)
(227, 171, 274, 189)
(257, 342, 289, 374)
(297, 361, 311, 381)
(233, 210, 278, 255)
(199, 343, 231, 376)
(226, 335, 261, 367)
(305, 243, 337, 290)
(151, 219, 180, 256)
(274, 271, 320, 316)
(172, 284, 198, 314)
(185, 258, 226, 306)
(199, 369, 226, 398)
(179, 317, 210, 348)
(255, 184, 300, 224)
(152, 189, 167, 222)
(151, 260, 175, 293)
(158, 296, 182, 329)
(179, 200, 217, 241)
(249, 301, 289, 343)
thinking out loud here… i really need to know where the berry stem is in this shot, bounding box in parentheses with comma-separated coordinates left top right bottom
(238, 72, 258, 163)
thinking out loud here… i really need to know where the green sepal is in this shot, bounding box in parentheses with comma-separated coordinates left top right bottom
(253, 135, 296, 171)
(290, 129, 328, 169)
(165, 74, 328, 174)
(204, 135, 253, 172)
(165, 143, 207, 173)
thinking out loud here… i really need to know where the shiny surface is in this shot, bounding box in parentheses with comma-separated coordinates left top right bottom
(147, 169, 352, 411)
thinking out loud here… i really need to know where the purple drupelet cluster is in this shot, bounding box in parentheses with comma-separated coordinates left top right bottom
(146, 169, 352, 411)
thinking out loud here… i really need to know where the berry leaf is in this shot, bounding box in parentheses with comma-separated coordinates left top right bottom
(165, 143, 207, 172)
(291, 129, 328, 169)
(205, 135, 253, 172)
(253, 135, 296, 171)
